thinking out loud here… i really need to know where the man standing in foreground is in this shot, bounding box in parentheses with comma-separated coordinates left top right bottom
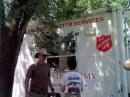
(25, 49, 54, 97)
(60, 59, 85, 97)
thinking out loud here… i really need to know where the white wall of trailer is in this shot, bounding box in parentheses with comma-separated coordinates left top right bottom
(124, 10, 130, 97)
(57, 7, 128, 97)
(12, 35, 34, 97)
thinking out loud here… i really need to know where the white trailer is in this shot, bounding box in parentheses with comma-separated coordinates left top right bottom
(12, 7, 129, 97)
(55, 7, 128, 97)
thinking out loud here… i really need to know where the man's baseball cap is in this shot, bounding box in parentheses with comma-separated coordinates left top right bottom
(34, 48, 50, 58)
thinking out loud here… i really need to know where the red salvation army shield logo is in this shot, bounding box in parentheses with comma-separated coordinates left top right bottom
(96, 35, 112, 52)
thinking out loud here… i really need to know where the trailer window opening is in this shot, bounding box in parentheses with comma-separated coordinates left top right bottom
(47, 39, 77, 73)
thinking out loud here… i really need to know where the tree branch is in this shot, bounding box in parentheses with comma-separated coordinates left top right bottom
(0, 0, 5, 28)
(19, 0, 40, 36)
(5, 0, 39, 37)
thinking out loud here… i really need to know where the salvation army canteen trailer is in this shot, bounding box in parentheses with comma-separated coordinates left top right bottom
(12, 7, 130, 97)
(53, 7, 128, 97)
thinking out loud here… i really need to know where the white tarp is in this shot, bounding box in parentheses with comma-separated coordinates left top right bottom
(12, 35, 34, 97)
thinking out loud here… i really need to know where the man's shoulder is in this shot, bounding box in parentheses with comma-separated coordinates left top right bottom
(65, 71, 80, 74)
(29, 64, 37, 69)
(65, 71, 83, 77)
(75, 72, 84, 77)
(30, 63, 36, 66)
(63, 71, 74, 77)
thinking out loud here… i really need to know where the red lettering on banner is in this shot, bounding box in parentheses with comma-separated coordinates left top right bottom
(84, 73, 91, 79)
(100, 17, 104, 22)
(51, 72, 96, 80)
(91, 73, 96, 79)
(91, 18, 96, 22)
(83, 73, 96, 79)
(51, 72, 96, 86)
(57, 17, 104, 28)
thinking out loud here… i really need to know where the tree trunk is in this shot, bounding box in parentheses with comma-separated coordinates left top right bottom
(0, 0, 40, 96)
(0, 27, 24, 97)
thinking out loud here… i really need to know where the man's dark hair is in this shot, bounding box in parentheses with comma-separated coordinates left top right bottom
(34, 53, 40, 58)
(67, 59, 77, 70)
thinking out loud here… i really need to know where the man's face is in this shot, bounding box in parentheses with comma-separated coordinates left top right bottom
(38, 53, 47, 62)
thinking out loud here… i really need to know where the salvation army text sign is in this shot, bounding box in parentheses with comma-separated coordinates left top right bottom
(50, 72, 96, 86)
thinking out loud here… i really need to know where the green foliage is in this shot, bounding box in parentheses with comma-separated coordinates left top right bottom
(32, 0, 129, 25)
(33, 31, 76, 55)
(0, 0, 5, 26)
(1, 0, 130, 59)
(2, 0, 129, 25)
(3, 0, 125, 55)
(32, 0, 129, 54)
(33, 31, 60, 54)
(105, 0, 129, 9)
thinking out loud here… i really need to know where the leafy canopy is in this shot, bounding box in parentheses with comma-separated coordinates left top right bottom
(31, 0, 129, 54)
(2, 0, 129, 54)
